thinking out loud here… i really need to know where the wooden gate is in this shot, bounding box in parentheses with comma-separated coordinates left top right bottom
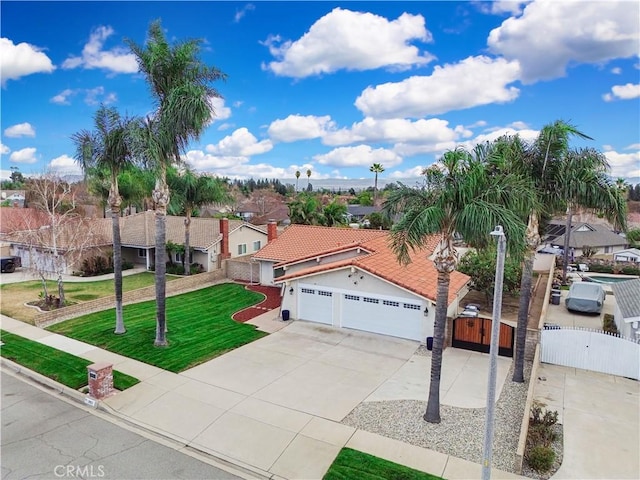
(452, 317, 514, 357)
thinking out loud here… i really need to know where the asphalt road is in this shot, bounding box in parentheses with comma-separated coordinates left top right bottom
(1, 371, 244, 480)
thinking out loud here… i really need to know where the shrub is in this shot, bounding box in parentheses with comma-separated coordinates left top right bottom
(587, 263, 614, 274)
(530, 401, 559, 427)
(528, 424, 557, 447)
(80, 255, 114, 276)
(603, 313, 619, 334)
(527, 446, 556, 472)
(620, 265, 640, 276)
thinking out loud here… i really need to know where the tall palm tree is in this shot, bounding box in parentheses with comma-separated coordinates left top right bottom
(288, 193, 322, 225)
(509, 121, 627, 383)
(369, 163, 385, 205)
(168, 168, 230, 274)
(127, 19, 226, 346)
(295, 170, 301, 192)
(306, 169, 312, 190)
(384, 145, 533, 423)
(72, 105, 134, 334)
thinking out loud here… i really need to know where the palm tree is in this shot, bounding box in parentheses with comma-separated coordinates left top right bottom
(168, 168, 230, 274)
(369, 163, 385, 205)
(509, 120, 627, 383)
(72, 105, 134, 334)
(322, 199, 348, 227)
(127, 19, 226, 346)
(295, 170, 301, 192)
(306, 169, 312, 190)
(288, 193, 322, 225)
(383, 145, 533, 423)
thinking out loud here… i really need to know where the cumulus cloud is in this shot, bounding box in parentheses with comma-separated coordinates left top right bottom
(387, 165, 429, 179)
(4, 122, 36, 138)
(62, 26, 138, 74)
(355, 56, 520, 118)
(488, 0, 640, 84)
(0, 37, 55, 86)
(268, 115, 335, 142)
(314, 145, 402, 168)
(210, 97, 231, 122)
(263, 8, 433, 78)
(50, 87, 117, 106)
(51, 89, 75, 105)
(9, 147, 37, 164)
(0, 143, 10, 154)
(234, 3, 255, 22)
(604, 148, 640, 179)
(603, 83, 640, 101)
(48, 154, 82, 175)
(205, 127, 273, 157)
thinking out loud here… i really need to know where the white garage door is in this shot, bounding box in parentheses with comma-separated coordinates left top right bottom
(298, 286, 333, 325)
(341, 294, 423, 341)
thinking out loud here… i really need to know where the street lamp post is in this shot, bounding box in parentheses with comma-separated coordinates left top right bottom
(482, 225, 507, 480)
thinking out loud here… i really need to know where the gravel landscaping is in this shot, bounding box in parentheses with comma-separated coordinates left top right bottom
(342, 354, 534, 474)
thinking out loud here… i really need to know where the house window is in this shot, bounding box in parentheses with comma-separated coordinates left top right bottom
(363, 297, 379, 304)
(318, 290, 332, 297)
(604, 246, 611, 254)
(344, 294, 360, 301)
(383, 300, 400, 307)
(175, 252, 185, 263)
(403, 303, 421, 310)
(238, 244, 247, 255)
(253, 240, 261, 251)
(301, 288, 315, 294)
(138, 249, 147, 258)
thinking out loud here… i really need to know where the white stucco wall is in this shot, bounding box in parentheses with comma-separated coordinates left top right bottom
(229, 226, 268, 258)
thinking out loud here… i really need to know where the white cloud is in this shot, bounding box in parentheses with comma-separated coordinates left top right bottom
(0, 143, 10, 154)
(604, 148, 640, 179)
(263, 8, 433, 78)
(62, 26, 138, 74)
(210, 97, 231, 122)
(51, 89, 75, 105)
(50, 87, 117, 106)
(0, 37, 55, 86)
(205, 128, 272, 157)
(625, 143, 640, 150)
(48, 154, 82, 175)
(611, 67, 622, 74)
(9, 147, 37, 164)
(234, 3, 255, 23)
(603, 83, 640, 101)
(4, 122, 36, 138)
(488, 0, 640, 84)
(387, 165, 429, 179)
(489, 1, 527, 16)
(268, 115, 335, 142)
(355, 56, 520, 118)
(457, 125, 540, 151)
(314, 145, 402, 168)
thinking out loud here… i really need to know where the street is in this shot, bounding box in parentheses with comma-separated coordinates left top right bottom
(1, 371, 245, 480)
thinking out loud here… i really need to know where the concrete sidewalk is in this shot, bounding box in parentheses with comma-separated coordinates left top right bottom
(1, 312, 522, 480)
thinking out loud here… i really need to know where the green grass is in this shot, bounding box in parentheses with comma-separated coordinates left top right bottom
(0, 330, 139, 391)
(323, 448, 444, 480)
(47, 283, 268, 372)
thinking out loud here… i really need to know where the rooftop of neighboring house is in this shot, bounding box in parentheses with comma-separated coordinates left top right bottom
(611, 279, 640, 321)
(0, 207, 50, 234)
(550, 221, 627, 248)
(255, 224, 470, 303)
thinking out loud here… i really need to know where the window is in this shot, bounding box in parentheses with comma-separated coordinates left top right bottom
(138, 249, 147, 258)
(253, 240, 261, 251)
(344, 294, 360, 301)
(175, 252, 184, 263)
(363, 297, 379, 304)
(383, 300, 400, 307)
(403, 303, 421, 310)
(237, 244, 247, 255)
(318, 290, 332, 297)
(301, 288, 315, 294)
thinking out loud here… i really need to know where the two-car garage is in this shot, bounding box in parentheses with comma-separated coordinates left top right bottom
(297, 283, 426, 341)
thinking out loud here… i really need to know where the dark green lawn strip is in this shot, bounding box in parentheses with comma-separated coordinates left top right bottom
(0, 331, 139, 391)
(323, 448, 444, 480)
(47, 283, 268, 372)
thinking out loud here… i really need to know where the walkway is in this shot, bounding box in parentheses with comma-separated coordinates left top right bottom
(232, 284, 282, 323)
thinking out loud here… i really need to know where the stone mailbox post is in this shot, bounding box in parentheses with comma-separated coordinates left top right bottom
(87, 363, 114, 400)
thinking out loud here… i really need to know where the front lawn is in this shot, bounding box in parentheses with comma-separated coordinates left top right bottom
(0, 330, 139, 391)
(48, 283, 267, 372)
(324, 448, 443, 480)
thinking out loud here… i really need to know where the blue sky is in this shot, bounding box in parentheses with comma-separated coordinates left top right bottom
(1, 0, 639, 187)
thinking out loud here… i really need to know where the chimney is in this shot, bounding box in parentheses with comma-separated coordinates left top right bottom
(267, 220, 277, 243)
(219, 218, 230, 259)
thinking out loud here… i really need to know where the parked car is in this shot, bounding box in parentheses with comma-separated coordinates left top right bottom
(565, 282, 606, 313)
(0, 256, 21, 273)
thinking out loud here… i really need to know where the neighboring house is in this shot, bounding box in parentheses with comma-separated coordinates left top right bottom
(252, 225, 470, 342)
(550, 222, 627, 256)
(611, 278, 640, 339)
(346, 205, 380, 223)
(118, 211, 270, 271)
(1, 190, 26, 207)
(614, 248, 640, 263)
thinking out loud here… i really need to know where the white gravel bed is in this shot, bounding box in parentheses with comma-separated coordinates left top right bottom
(342, 358, 533, 474)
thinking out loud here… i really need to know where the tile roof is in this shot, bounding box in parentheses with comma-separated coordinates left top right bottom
(253, 224, 388, 262)
(552, 223, 627, 249)
(260, 225, 470, 303)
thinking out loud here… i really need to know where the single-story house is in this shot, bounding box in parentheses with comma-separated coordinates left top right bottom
(611, 278, 640, 339)
(550, 222, 628, 256)
(0, 190, 26, 207)
(346, 205, 381, 223)
(252, 225, 471, 342)
(118, 211, 271, 271)
(614, 248, 640, 263)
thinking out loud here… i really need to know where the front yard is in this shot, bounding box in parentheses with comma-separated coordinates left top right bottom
(47, 283, 268, 372)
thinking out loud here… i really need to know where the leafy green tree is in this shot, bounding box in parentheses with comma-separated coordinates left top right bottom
(288, 193, 322, 225)
(366, 212, 391, 230)
(72, 105, 135, 334)
(168, 168, 230, 274)
(383, 145, 533, 423)
(356, 190, 373, 206)
(322, 200, 348, 227)
(127, 19, 226, 346)
(626, 228, 640, 246)
(369, 163, 385, 205)
(457, 247, 522, 304)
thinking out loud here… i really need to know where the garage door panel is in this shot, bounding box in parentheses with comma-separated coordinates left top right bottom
(298, 287, 333, 325)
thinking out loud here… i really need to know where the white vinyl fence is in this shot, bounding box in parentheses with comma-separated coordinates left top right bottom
(541, 326, 640, 380)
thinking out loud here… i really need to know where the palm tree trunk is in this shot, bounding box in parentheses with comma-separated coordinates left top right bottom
(513, 251, 533, 382)
(184, 213, 191, 276)
(562, 206, 573, 283)
(153, 173, 169, 346)
(110, 185, 125, 334)
(424, 269, 450, 424)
